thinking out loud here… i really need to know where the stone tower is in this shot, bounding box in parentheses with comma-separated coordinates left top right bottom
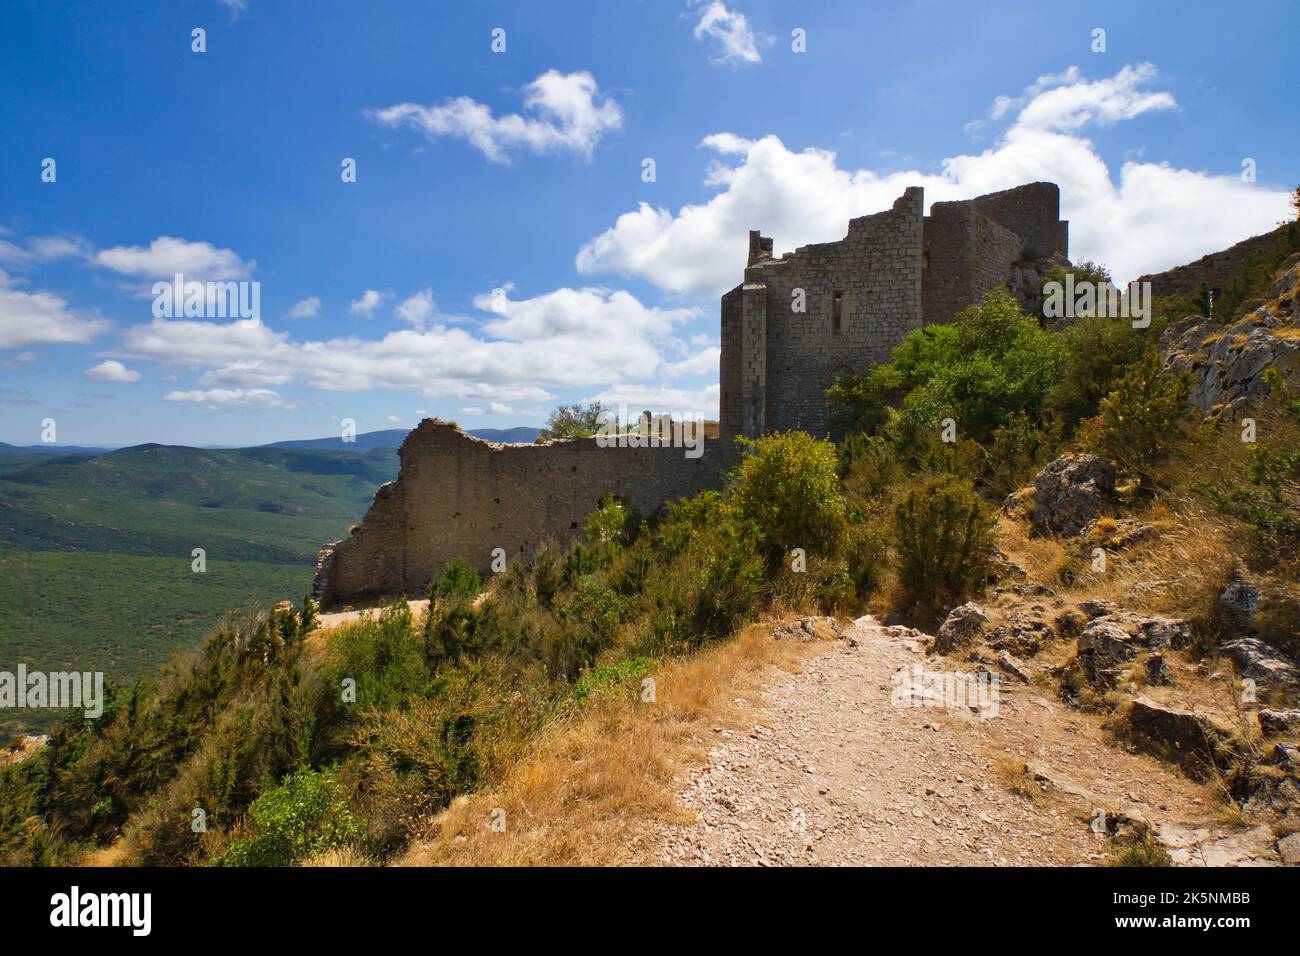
(719, 182, 1068, 441)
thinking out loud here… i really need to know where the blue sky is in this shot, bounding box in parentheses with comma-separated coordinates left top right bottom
(0, 0, 1295, 447)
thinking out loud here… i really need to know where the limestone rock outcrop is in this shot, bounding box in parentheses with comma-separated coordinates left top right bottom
(1031, 454, 1115, 536)
(933, 602, 987, 654)
(1158, 254, 1300, 416)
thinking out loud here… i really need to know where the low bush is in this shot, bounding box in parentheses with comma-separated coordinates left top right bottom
(892, 476, 995, 626)
(222, 767, 363, 867)
(429, 559, 481, 604)
(728, 431, 848, 566)
(1082, 350, 1191, 484)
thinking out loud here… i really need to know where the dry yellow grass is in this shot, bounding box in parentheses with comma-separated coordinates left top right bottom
(994, 517, 1077, 588)
(1068, 514, 1239, 621)
(996, 504, 1241, 625)
(301, 846, 373, 867)
(391, 619, 820, 867)
(992, 754, 1040, 800)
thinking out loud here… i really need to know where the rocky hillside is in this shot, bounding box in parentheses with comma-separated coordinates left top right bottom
(1160, 253, 1300, 415)
(935, 257, 1300, 865)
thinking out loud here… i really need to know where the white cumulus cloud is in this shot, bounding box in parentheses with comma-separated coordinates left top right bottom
(118, 285, 697, 405)
(93, 236, 254, 279)
(369, 70, 623, 163)
(84, 360, 140, 383)
(0, 271, 111, 349)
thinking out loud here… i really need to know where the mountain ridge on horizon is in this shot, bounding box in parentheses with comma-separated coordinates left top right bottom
(0, 426, 543, 457)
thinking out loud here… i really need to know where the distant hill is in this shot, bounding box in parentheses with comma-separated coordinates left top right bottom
(0, 445, 115, 478)
(0, 443, 400, 735)
(263, 429, 409, 453)
(0, 426, 542, 462)
(0, 442, 114, 455)
(263, 425, 541, 451)
(467, 426, 542, 444)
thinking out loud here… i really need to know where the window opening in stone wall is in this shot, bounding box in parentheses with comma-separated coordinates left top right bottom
(832, 290, 843, 334)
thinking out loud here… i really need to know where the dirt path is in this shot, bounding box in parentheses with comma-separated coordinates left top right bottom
(651, 615, 1261, 866)
(314, 599, 429, 631)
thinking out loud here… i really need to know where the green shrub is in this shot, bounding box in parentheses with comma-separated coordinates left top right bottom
(582, 496, 637, 565)
(829, 290, 1065, 450)
(1110, 840, 1172, 867)
(322, 601, 428, 715)
(983, 411, 1057, 499)
(300, 595, 320, 633)
(569, 657, 658, 706)
(559, 576, 633, 636)
(422, 597, 479, 669)
(347, 661, 528, 843)
(538, 401, 610, 440)
(633, 505, 765, 657)
(1196, 419, 1300, 563)
(647, 491, 725, 560)
(527, 543, 565, 610)
(223, 767, 362, 867)
(772, 555, 857, 615)
(1041, 258, 1111, 290)
(1048, 315, 1163, 435)
(1083, 351, 1191, 483)
(892, 476, 995, 626)
(429, 558, 481, 604)
(728, 431, 848, 565)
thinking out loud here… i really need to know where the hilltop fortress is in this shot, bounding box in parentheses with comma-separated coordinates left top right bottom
(314, 182, 1069, 606)
(311, 180, 1250, 607)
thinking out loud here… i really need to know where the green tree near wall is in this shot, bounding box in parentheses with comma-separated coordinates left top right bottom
(537, 402, 610, 441)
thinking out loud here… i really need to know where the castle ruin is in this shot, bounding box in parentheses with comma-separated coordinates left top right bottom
(314, 182, 1069, 606)
(721, 182, 1067, 440)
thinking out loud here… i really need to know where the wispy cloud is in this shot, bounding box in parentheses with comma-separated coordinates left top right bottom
(163, 387, 292, 410)
(0, 233, 91, 269)
(349, 289, 389, 318)
(693, 1, 764, 65)
(287, 296, 320, 319)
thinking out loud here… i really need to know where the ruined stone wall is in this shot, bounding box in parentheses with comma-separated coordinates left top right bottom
(923, 183, 1068, 326)
(718, 285, 744, 444)
(969, 182, 1068, 258)
(922, 203, 977, 326)
(315, 420, 726, 606)
(970, 213, 1028, 300)
(721, 187, 924, 439)
(1139, 223, 1294, 298)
